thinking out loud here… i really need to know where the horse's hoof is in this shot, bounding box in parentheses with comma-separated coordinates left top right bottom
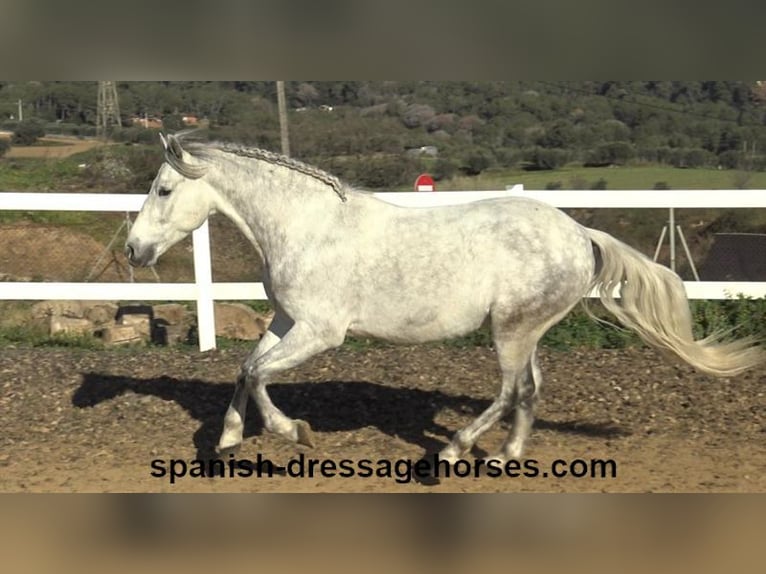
(215, 442, 242, 458)
(295, 420, 315, 448)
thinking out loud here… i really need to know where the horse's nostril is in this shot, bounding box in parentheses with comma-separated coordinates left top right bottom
(125, 244, 134, 261)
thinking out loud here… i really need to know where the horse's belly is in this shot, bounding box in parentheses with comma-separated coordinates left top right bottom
(348, 301, 489, 344)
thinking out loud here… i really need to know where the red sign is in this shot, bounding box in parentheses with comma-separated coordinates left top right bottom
(414, 174, 435, 191)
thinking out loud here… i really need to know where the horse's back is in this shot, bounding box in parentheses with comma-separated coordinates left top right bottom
(342, 195, 595, 342)
(366, 195, 593, 286)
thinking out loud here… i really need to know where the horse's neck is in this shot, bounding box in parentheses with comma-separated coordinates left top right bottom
(209, 160, 342, 256)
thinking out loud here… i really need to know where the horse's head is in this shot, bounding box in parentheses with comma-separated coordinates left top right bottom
(125, 134, 215, 267)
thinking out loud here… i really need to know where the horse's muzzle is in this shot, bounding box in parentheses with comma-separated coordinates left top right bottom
(124, 243, 155, 267)
(124, 244, 136, 265)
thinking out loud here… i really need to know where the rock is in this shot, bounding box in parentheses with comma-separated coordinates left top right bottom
(213, 303, 272, 340)
(100, 324, 144, 346)
(152, 322, 191, 346)
(83, 302, 119, 327)
(119, 315, 151, 338)
(31, 300, 86, 319)
(31, 300, 117, 324)
(256, 311, 273, 334)
(116, 304, 153, 338)
(152, 303, 190, 326)
(151, 303, 192, 346)
(49, 316, 94, 336)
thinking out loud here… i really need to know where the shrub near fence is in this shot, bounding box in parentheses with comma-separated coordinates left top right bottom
(542, 297, 766, 351)
(443, 297, 766, 352)
(690, 297, 766, 341)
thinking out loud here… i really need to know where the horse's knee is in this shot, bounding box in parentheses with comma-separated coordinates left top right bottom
(240, 356, 257, 380)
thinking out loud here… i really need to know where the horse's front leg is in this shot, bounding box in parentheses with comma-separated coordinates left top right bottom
(215, 372, 250, 457)
(216, 315, 289, 457)
(243, 320, 345, 447)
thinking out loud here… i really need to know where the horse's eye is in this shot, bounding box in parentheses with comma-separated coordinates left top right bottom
(158, 187, 172, 197)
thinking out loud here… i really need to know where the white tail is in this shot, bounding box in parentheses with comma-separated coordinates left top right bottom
(585, 227, 764, 377)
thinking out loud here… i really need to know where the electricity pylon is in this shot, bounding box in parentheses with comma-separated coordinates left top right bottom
(96, 81, 121, 140)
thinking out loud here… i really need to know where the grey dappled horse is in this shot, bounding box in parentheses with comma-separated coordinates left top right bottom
(125, 133, 764, 465)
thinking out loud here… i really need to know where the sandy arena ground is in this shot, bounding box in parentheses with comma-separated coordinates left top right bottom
(0, 344, 763, 492)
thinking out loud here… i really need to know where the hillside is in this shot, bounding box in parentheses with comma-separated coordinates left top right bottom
(2, 81, 766, 189)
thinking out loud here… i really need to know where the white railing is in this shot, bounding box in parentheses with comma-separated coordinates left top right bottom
(1, 187, 765, 351)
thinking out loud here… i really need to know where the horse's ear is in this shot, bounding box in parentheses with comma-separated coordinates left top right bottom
(159, 132, 169, 151)
(167, 134, 184, 159)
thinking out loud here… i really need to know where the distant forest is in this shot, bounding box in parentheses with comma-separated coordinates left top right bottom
(2, 81, 766, 187)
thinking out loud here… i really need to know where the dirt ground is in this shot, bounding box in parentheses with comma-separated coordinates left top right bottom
(0, 134, 105, 159)
(0, 344, 763, 492)
(0, 223, 127, 282)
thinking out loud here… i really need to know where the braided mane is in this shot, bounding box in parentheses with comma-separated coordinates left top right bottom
(214, 143, 348, 202)
(166, 133, 348, 202)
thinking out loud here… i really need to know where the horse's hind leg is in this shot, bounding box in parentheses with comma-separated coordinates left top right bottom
(487, 306, 575, 462)
(496, 347, 542, 461)
(439, 334, 537, 464)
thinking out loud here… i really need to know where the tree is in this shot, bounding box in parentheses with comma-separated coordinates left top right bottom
(585, 142, 635, 166)
(523, 147, 569, 170)
(538, 120, 576, 148)
(12, 119, 45, 145)
(162, 113, 185, 132)
(432, 157, 458, 180)
(462, 148, 493, 175)
(295, 83, 319, 107)
(402, 103, 436, 129)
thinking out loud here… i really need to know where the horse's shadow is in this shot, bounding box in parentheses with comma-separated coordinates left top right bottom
(73, 373, 629, 464)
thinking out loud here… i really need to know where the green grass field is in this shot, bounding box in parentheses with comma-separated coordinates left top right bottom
(0, 156, 85, 191)
(3, 145, 766, 193)
(439, 164, 766, 191)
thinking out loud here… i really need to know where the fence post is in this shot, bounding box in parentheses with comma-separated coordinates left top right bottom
(192, 220, 216, 351)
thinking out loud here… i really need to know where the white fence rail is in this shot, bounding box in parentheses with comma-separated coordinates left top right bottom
(1, 188, 765, 351)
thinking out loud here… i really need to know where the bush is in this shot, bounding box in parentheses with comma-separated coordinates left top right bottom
(446, 297, 766, 351)
(12, 119, 45, 146)
(681, 147, 715, 168)
(124, 146, 165, 189)
(162, 114, 185, 132)
(461, 148, 493, 176)
(585, 141, 635, 166)
(43, 122, 97, 138)
(322, 154, 422, 189)
(690, 297, 766, 341)
(569, 175, 588, 190)
(432, 157, 458, 181)
(667, 147, 715, 168)
(523, 147, 569, 170)
(542, 304, 641, 350)
(112, 127, 163, 145)
(718, 149, 743, 169)
(541, 297, 766, 351)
